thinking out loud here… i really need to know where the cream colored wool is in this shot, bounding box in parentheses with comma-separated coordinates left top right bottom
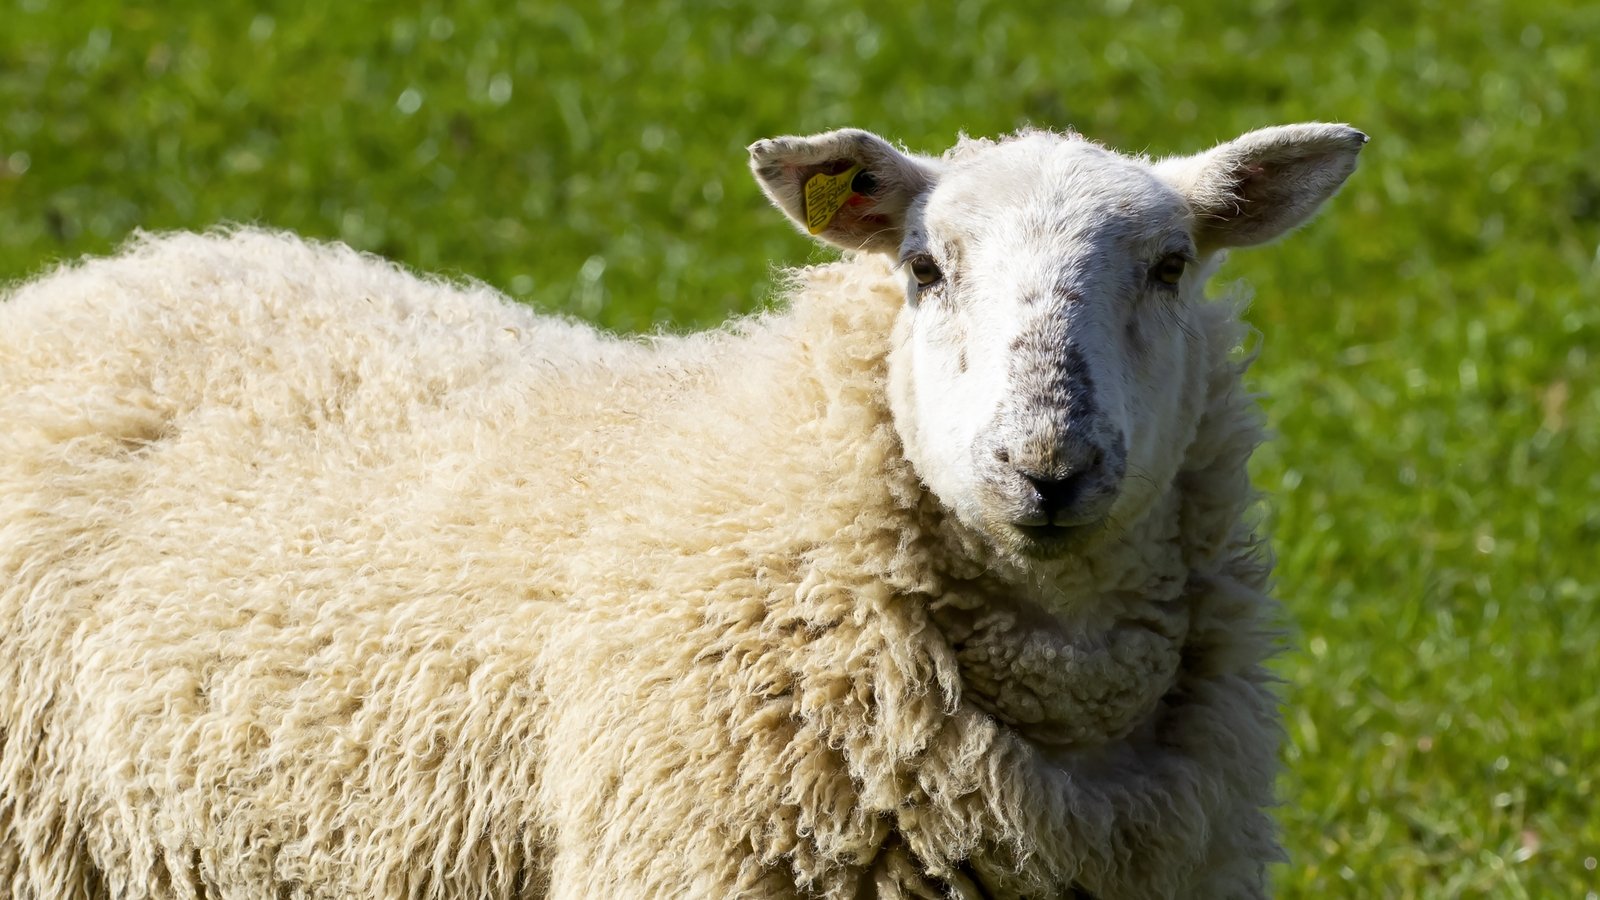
(0, 229, 1276, 899)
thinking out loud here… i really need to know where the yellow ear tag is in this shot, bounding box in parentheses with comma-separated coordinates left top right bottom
(803, 165, 862, 234)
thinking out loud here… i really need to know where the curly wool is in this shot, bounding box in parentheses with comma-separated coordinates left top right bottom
(0, 229, 1280, 899)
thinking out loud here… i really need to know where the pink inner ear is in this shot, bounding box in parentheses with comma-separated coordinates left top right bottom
(1236, 159, 1301, 207)
(1237, 149, 1341, 202)
(826, 206, 889, 238)
(779, 157, 856, 185)
(816, 158, 857, 177)
(1234, 163, 1269, 194)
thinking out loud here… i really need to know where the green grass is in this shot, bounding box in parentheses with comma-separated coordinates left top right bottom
(3, 1, 1597, 895)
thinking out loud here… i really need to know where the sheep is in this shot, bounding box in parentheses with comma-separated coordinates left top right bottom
(0, 121, 1365, 899)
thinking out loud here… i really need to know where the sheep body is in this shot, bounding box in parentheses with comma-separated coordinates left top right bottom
(1, 226, 1279, 899)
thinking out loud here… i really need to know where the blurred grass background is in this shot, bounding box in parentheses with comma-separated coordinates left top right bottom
(2, 0, 1597, 895)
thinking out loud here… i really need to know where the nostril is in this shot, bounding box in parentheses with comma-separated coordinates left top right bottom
(1022, 470, 1088, 515)
(1010, 445, 1121, 528)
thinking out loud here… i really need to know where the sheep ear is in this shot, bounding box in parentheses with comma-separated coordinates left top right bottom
(1156, 123, 1368, 250)
(749, 128, 938, 254)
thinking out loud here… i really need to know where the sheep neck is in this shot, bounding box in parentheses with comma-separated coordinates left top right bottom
(907, 486, 1194, 748)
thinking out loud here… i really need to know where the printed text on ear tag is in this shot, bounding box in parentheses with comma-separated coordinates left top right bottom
(803, 165, 862, 234)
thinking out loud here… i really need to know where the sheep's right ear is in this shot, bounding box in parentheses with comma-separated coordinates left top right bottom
(749, 128, 938, 254)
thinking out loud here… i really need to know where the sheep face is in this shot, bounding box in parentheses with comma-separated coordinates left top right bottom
(752, 124, 1365, 559)
(889, 135, 1206, 559)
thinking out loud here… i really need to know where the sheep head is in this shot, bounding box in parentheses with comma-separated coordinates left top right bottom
(751, 124, 1365, 562)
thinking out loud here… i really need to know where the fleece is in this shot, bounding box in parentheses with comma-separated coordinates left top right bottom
(0, 229, 1280, 899)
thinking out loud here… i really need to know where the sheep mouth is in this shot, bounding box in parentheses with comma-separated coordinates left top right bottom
(977, 479, 1121, 559)
(1006, 519, 1107, 558)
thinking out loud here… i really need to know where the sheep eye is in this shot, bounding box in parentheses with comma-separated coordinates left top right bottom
(1153, 254, 1187, 287)
(908, 254, 943, 287)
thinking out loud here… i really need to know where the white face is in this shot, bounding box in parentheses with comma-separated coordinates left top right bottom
(750, 122, 1364, 560)
(886, 136, 1207, 557)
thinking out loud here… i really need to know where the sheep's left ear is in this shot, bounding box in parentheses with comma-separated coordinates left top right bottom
(1156, 123, 1368, 250)
(749, 128, 939, 254)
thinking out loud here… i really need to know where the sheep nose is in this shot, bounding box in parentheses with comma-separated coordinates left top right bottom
(1002, 443, 1120, 528)
(1021, 469, 1094, 521)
